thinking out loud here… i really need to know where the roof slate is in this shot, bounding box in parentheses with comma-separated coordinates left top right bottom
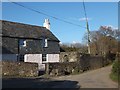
(1, 20, 59, 42)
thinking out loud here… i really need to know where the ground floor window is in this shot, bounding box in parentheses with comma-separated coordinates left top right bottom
(18, 54, 24, 62)
(42, 54, 47, 61)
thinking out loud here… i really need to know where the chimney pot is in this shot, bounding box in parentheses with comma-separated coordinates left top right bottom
(43, 19, 50, 30)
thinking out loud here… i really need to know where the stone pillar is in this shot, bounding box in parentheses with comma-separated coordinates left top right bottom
(46, 63, 49, 75)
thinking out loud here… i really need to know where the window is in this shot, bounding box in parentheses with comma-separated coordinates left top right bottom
(19, 55, 24, 62)
(42, 38, 48, 47)
(17, 54, 24, 62)
(19, 39, 26, 47)
(45, 39, 48, 47)
(42, 54, 47, 61)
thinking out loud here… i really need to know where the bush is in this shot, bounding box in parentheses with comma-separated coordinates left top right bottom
(111, 60, 120, 82)
(110, 73, 119, 82)
(112, 61, 120, 74)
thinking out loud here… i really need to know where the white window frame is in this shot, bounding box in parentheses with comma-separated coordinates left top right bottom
(23, 40, 27, 47)
(44, 39, 48, 47)
(42, 38, 48, 47)
(19, 39, 27, 47)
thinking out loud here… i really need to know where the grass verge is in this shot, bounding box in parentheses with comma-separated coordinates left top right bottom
(110, 73, 119, 82)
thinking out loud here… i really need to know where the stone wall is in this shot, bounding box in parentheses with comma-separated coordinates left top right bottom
(60, 52, 80, 62)
(48, 53, 106, 76)
(47, 62, 80, 76)
(79, 55, 104, 70)
(2, 61, 38, 77)
(89, 56, 104, 69)
(60, 52, 105, 70)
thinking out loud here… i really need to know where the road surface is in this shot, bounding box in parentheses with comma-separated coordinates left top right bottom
(53, 65, 118, 88)
(2, 65, 118, 88)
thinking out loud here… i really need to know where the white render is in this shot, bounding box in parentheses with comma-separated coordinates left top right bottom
(24, 54, 59, 70)
(24, 54, 42, 63)
(43, 19, 50, 30)
(24, 54, 45, 70)
(47, 54, 59, 62)
(1, 54, 17, 61)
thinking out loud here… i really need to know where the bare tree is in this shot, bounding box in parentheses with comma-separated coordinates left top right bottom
(83, 26, 120, 56)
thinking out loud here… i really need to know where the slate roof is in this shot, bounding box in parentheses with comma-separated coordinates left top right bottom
(1, 20, 59, 42)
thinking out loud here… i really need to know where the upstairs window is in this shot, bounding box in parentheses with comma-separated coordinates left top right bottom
(45, 39, 48, 47)
(42, 38, 48, 47)
(19, 39, 26, 47)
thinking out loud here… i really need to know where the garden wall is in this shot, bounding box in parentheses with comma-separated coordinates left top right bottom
(80, 55, 105, 70)
(60, 52, 80, 62)
(47, 62, 80, 76)
(48, 53, 106, 76)
(2, 61, 38, 77)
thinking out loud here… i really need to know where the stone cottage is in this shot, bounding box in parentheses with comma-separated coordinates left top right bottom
(0, 19, 60, 70)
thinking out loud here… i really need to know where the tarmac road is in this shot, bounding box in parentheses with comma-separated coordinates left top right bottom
(53, 65, 118, 88)
(2, 65, 118, 89)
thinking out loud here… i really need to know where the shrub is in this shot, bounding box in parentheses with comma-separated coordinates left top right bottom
(112, 61, 120, 74)
(111, 60, 120, 82)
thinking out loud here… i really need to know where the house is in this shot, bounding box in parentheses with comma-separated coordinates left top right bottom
(0, 19, 60, 70)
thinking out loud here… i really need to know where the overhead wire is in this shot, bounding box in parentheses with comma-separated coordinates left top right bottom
(8, 0, 86, 29)
(83, 0, 90, 33)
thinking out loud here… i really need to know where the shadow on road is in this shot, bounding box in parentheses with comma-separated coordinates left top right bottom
(2, 77, 80, 89)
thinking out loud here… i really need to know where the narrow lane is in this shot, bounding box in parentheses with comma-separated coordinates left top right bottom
(2, 65, 118, 88)
(53, 65, 118, 88)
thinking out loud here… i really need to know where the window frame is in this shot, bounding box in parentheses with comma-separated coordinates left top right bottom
(19, 39, 27, 47)
(42, 38, 48, 48)
(42, 54, 48, 62)
(44, 38, 48, 47)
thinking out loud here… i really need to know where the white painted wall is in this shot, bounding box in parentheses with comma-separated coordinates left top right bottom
(24, 54, 42, 63)
(1, 54, 17, 61)
(24, 54, 45, 71)
(43, 19, 50, 30)
(24, 54, 59, 71)
(25, 54, 59, 63)
(1, 54, 59, 70)
(47, 54, 59, 62)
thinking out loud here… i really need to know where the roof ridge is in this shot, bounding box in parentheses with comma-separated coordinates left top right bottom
(1, 20, 60, 42)
(1, 20, 46, 29)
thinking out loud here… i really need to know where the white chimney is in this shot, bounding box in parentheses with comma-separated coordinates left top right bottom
(43, 19, 50, 30)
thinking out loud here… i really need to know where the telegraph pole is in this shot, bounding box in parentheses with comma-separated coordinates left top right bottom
(83, 0, 91, 54)
(86, 21, 91, 54)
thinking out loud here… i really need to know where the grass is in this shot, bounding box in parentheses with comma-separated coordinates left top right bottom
(71, 71, 82, 75)
(110, 59, 120, 84)
(110, 72, 120, 83)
